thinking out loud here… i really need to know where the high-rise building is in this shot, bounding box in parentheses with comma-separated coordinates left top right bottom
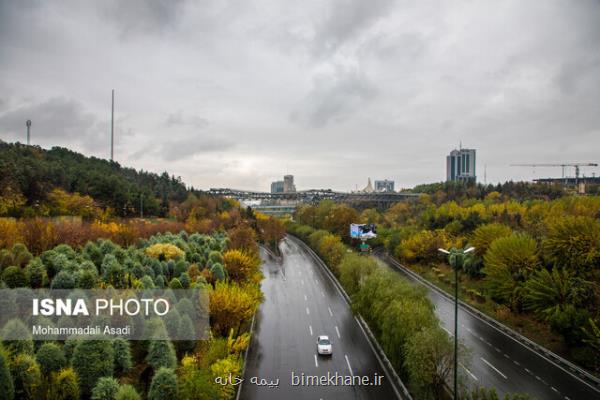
(283, 175, 296, 193)
(374, 179, 395, 192)
(271, 181, 284, 193)
(447, 148, 476, 182)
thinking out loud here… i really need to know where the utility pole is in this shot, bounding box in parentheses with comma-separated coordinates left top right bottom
(26, 120, 31, 145)
(110, 89, 114, 161)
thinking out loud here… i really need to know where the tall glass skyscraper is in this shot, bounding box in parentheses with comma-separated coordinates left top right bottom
(446, 148, 476, 182)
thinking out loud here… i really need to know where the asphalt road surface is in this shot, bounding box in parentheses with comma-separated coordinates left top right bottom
(377, 254, 600, 400)
(240, 238, 398, 400)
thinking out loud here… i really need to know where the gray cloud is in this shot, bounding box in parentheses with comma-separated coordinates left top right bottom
(102, 0, 188, 37)
(158, 136, 234, 162)
(165, 111, 209, 129)
(1, 0, 600, 190)
(0, 97, 96, 143)
(291, 66, 376, 128)
(310, 0, 394, 57)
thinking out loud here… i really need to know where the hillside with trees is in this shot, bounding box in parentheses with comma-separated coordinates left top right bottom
(0, 141, 188, 217)
(0, 141, 286, 399)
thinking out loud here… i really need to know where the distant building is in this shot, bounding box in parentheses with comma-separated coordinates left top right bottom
(283, 175, 296, 193)
(361, 178, 374, 193)
(374, 179, 395, 192)
(447, 148, 476, 182)
(271, 181, 284, 193)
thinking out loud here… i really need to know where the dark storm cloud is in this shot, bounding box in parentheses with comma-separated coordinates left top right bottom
(102, 0, 188, 37)
(310, 0, 394, 57)
(0, 97, 97, 144)
(291, 66, 376, 128)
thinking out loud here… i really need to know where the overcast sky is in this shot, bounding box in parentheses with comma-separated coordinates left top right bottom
(1, 0, 599, 191)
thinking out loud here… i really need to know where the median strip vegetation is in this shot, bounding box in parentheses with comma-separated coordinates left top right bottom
(287, 221, 536, 400)
(293, 191, 600, 377)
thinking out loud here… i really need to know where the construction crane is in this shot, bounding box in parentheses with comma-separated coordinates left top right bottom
(510, 163, 598, 185)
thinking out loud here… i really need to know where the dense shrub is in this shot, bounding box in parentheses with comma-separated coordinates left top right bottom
(0, 346, 14, 400)
(36, 342, 67, 376)
(148, 367, 178, 400)
(10, 354, 42, 400)
(483, 234, 539, 311)
(146, 341, 177, 371)
(47, 368, 80, 400)
(2, 319, 34, 356)
(115, 384, 141, 400)
(72, 340, 114, 397)
(91, 376, 120, 400)
(145, 243, 185, 261)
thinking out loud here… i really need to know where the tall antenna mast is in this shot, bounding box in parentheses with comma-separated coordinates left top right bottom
(484, 164, 487, 185)
(110, 89, 114, 161)
(26, 120, 31, 145)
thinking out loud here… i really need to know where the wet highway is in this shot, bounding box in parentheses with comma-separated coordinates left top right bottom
(378, 254, 600, 400)
(240, 238, 399, 400)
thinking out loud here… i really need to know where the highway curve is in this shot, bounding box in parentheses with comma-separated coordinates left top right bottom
(377, 253, 600, 400)
(240, 238, 399, 400)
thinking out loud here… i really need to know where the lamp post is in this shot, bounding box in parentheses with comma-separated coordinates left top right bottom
(438, 246, 475, 399)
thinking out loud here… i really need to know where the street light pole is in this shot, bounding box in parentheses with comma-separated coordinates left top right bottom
(438, 246, 474, 399)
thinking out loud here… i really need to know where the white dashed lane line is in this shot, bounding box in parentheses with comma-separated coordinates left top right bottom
(460, 363, 478, 381)
(345, 355, 354, 377)
(328, 307, 333, 317)
(306, 307, 310, 315)
(335, 326, 340, 339)
(481, 357, 508, 379)
(309, 325, 313, 336)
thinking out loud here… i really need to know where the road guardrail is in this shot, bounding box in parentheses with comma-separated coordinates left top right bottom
(288, 235, 413, 400)
(377, 251, 600, 394)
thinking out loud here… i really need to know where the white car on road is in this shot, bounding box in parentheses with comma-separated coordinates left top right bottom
(317, 335, 332, 355)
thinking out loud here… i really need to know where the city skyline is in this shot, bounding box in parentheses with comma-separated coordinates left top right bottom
(1, 1, 599, 191)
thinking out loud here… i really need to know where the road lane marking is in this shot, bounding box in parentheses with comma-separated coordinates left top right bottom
(513, 360, 520, 366)
(328, 307, 333, 317)
(306, 307, 310, 315)
(321, 291, 325, 297)
(314, 354, 318, 368)
(504, 354, 509, 359)
(480, 357, 507, 379)
(460, 363, 478, 381)
(551, 387, 558, 393)
(309, 325, 313, 336)
(345, 355, 354, 376)
(335, 326, 340, 339)
(442, 327, 453, 336)
(301, 279, 304, 286)
(304, 294, 307, 301)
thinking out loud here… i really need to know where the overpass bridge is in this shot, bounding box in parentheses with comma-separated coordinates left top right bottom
(203, 188, 422, 213)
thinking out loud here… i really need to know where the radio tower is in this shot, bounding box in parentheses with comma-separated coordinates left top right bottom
(110, 89, 114, 161)
(26, 119, 31, 145)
